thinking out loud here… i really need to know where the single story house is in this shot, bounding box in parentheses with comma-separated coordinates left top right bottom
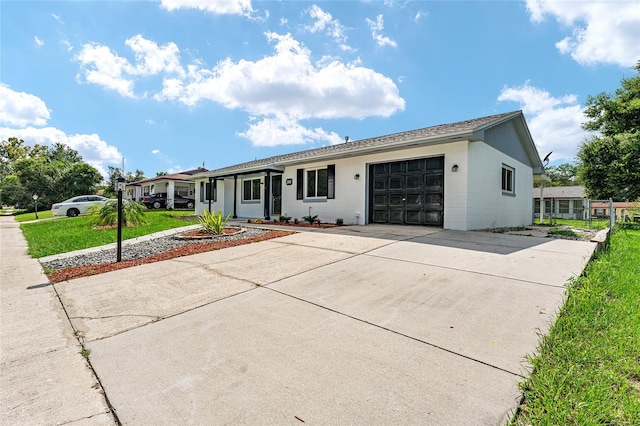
(533, 186, 587, 220)
(591, 201, 640, 221)
(126, 167, 206, 209)
(191, 110, 547, 231)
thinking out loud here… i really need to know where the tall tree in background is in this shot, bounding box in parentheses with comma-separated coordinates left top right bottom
(577, 61, 640, 200)
(538, 163, 577, 187)
(0, 138, 102, 209)
(104, 167, 146, 197)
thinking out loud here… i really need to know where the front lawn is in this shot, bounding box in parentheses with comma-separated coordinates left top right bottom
(535, 218, 610, 230)
(14, 210, 54, 222)
(21, 210, 199, 258)
(513, 228, 640, 424)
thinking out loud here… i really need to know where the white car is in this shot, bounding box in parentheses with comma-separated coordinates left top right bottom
(51, 195, 109, 217)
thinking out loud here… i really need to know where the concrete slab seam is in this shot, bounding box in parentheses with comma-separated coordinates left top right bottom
(262, 285, 526, 379)
(49, 282, 121, 425)
(362, 252, 569, 289)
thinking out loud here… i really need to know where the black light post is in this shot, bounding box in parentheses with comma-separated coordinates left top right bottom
(32, 194, 39, 219)
(116, 177, 126, 262)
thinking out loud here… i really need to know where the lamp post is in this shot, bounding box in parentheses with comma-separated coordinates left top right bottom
(32, 194, 39, 219)
(116, 177, 126, 262)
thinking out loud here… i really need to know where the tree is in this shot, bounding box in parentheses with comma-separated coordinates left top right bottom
(156, 171, 168, 177)
(103, 167, 146, 197)
(0, 139, 102, 209)
(539, 163, 577, 187)
(577, 61, 640, 201)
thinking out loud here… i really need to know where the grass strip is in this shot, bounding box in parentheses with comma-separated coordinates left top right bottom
(513, 228, 640, 425)
(20, 210, 199, 258)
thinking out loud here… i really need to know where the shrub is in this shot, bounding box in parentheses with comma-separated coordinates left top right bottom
(302, 214, 318, 224)
(279, 215, 291, 223)
(199, 210, 232, 235)
(253, 218, 264, 224)
(90, 200, 145, 227)
(335, 217, 344, 226)
(293, 218, 299, 224)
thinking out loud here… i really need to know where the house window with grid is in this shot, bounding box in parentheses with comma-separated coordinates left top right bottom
(501, 165, 515, 195)
(199, 181, 217, 202)
(559, 200, 570, 214)
(306, 168, 329, 198)
(243, 178, 261, 202)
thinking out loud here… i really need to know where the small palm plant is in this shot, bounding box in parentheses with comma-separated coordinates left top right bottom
(90, 200, 145, 227)
(199, 210, 232, 235)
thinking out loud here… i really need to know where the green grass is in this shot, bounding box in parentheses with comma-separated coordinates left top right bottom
(21, 210, 199, 258)
(537, 218, 610, 230)
(513, 228, 640, 425)
(14, 210, 54, 222)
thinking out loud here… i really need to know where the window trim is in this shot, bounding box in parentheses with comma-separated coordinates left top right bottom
(297, 165, 335, 201)
(501, 164, 515, 195)
(242, 178, 261, 203)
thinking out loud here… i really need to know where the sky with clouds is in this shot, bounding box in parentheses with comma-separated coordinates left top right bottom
(1, 0, 638, 178)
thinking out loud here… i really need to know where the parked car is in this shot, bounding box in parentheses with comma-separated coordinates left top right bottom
(141, 193, 195, 209)
(51, 195, 109, 217)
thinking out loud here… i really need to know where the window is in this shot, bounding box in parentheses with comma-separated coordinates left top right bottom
(199, 180, 217, 202)
(297, 165, 335, 200)
(307, 168, 328, 197)
(143, 186, 150, 196)
(502, 165, 515, 194)
(175, 185, 189, 196)
(559, 200, 570, 214)
(243, 178, 261, 201)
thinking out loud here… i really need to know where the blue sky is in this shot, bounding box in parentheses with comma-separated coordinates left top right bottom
(1, 0, 639, 179)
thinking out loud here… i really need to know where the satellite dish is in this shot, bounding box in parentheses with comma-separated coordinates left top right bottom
(543, 151, 552, 164)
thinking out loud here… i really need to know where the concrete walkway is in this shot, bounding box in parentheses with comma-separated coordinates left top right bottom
(1, 218, 598, 425)
(0, 216, 115, 425)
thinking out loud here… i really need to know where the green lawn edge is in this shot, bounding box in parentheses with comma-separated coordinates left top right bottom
(512, 228, 640, 425)
(20, 210, 199, 258)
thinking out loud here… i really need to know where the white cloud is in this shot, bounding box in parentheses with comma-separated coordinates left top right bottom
(51, 13, 63, 24)
(75, 42, 136, 97)
(525, 0, 640, 67)
(0, 85, 122, 177)
(159, 0, 266, 20)
(75, 35, 185, 97)
(62, 39, 73, 51)
(156, 32, 404, 118)
(498, 81, 590, 161)
(414, 11, 428, 22)
(151, 149, 160, 154)
(125, 35, 185, 77)
(366, 15, 397, 47)
(305, 5, 352, 51)
(0, 83, 51, 127)
(34, 36, 44, 46)
(145, 119, 156, 125)
(238, 114, 342, 147)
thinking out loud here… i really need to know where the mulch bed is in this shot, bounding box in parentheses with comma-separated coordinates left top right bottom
(256, 221, 339, 229)
(47, 230, 295, 283)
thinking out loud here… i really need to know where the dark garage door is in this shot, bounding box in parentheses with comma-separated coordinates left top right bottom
(369, 156, 444, 226)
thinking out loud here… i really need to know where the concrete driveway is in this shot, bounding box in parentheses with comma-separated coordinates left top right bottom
(54, 225, 596, 425)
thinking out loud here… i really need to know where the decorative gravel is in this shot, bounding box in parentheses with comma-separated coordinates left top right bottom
(41, 227, 271, 272)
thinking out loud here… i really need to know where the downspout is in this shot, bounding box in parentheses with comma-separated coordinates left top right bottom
(539, 183, 545, 224)
(264, 171, 271, 220)
(233, 175, 238, 218)
(208, 176, 213, 213)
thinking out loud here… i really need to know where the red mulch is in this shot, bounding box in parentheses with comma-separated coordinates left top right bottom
(260, 221, 338, 229)
(47, 230, 295, 284)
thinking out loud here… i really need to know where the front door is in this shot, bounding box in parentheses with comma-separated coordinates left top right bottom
(272, 175, 282, 216)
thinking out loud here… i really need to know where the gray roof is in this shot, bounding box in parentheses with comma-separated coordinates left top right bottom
(533, 186, 586, 199)
(196, 110, 530, 178)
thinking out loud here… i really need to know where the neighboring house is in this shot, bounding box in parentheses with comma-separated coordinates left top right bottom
(191, 111, 547, 231)
(126, 167, 207, 209)
(533, 186, 587, 220)
(590, 201, 640, 221)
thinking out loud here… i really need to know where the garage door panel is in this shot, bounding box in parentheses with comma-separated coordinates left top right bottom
(389, 209, 404, 223)
(369, 156, 444, 226)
